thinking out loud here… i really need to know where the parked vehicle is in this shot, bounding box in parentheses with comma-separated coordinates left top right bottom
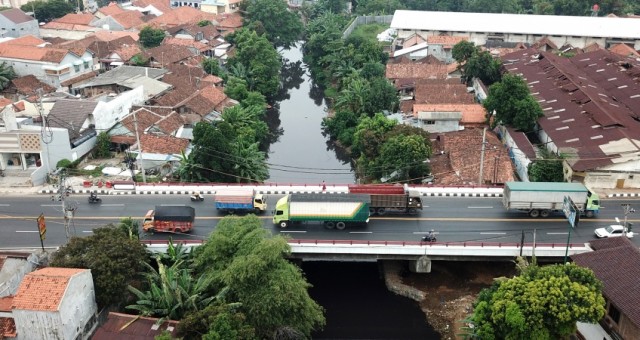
(594, 225, 634, 238)
(214, 188, 266, 214)
(142, 206, 195, 233)
(502, 182, 599, 218)
(273, 193, 370, 230)
(348, 184, 423, 215)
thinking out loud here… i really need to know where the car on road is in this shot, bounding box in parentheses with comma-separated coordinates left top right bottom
(594, 225, 634, 238)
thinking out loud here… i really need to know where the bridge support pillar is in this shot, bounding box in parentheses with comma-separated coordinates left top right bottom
(410, 256, 432, 273)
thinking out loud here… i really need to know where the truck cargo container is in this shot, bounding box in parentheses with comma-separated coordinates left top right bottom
(214, 188, 266, 214)
(502, 182, 599, 218)
(273, 193, 370, 230)
(348, 184, 423, 215)
(143, 206, 195, 233)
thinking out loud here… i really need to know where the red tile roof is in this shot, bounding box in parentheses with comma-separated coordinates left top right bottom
(0, 296, 13, 312)
(386, 62, 455, 81)
(163, 37, 210, 52)
(111, 10, 146, 30)
(99, 1, 126, 16)
(414, 79, 475, 104)
(572, 237, 640, 328)
(0, 317, 16, 338)
(609, 43, 640, 58)
(40, 22, 96, 31)
(146, 7, 217, 29)
(10, 75, 57, 96)
(55, 13, 96, 25)
(0, 44, 69, 63)
(426, 35, 468, 48)
(140, 134, 189, 154)
(413, 103, 486, 124)
(12, 268, 87, 312)
(93, 30, 140, 42)
(92, 312, 179, 340)
(1, 35, 46, 47)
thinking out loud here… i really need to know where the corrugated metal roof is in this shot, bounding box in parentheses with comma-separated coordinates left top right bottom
(391, 10, 640, 40)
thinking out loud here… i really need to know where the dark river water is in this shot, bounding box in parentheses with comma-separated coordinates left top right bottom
(305, 262, 440, 339)
(265, 43, 356, 185)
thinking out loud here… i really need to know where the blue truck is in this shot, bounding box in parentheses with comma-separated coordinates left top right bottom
(214, 188, 267, 214)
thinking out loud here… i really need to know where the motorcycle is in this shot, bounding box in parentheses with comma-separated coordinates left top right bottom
(421, 233, 437, 242)
(88, 194, 102, 204)
(190, 194, 204, 202)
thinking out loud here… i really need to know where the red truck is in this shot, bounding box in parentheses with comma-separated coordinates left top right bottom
(142, 206, 195, 233)
(348, 184, 423, 215)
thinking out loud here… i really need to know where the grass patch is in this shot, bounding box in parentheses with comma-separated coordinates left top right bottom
(349, 23, 391, 43)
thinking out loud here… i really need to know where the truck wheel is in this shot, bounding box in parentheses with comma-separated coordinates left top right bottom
(377, 208, 386, 216)
(369, 208, 376, 215)
(540, 210, 550, 218)
(529, 210, 540, 218)
(279, 221, 288, 228)
(408, 208, 417, 215)
(585, 211, 594, 218)
(336, 222, 346, 230)
(325, 221, 335, 229)
(255, 208, 262, 214)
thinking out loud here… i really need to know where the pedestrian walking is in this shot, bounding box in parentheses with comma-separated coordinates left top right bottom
(322, 180, 326, 192)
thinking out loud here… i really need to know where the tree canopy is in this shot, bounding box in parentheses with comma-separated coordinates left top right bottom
(139, 26, 165, 48)
(470, 261, 606, 339)
(192, 215, 326, 338)
(528, 148, 565, 182)
(483, 74, 543, 131)
(50, 225, 148, 308)
(21, 0, 74, 23)
(243, 0, 304, 49)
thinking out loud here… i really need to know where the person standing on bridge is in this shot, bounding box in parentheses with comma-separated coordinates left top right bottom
(322, 180, 326, 192)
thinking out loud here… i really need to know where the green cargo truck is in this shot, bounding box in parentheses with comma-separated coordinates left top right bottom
(273, 193, 371, 230)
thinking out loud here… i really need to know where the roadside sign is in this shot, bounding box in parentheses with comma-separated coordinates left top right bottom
(37, 213, 46, 240)
(563, 196, 579, 228)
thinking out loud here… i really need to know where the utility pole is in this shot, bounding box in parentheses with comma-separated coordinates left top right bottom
(57, 169, 76, 241)
(132, 110, 146, 183)
(478, 127, 487, 185)
(621, 204, 636, 235)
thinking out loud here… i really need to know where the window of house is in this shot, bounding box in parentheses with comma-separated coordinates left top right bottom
(425, 120, 435, 125)
(74, 65, 80, 72)
(11, 28, 15, 31)
(609, 304, 621, 324)
(84, 61, 89, 69)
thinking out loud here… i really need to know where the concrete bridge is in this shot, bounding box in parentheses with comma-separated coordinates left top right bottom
(142, 239, 593, 273)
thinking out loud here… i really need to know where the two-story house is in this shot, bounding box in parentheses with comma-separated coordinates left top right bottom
(0, 8, 39, 39)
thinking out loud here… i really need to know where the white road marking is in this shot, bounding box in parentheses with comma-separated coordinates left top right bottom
(422, 205, 429, 208)
(0, 204, 9, 206)
(82, 230, 93, 233)
(280, 230, 306, 233)
(480, 232, 506, 235)
(100, 204, 125, 207)
(547, 232, 568, 235)
(468, 206, 494, 209)
(413, 231, 438, 235)
(40, 204, 60, 207)
(350, 231, 372, 234)
(16, 230, 38, 233)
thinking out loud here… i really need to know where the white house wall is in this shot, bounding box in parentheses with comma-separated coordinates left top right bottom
(0, 257, 37, 297)
(1, 52, 94, 88)
(584, 171, 640, 189)
(93, 86, 144, 132)
(57, 271, 97, 340)
(13, 309, 64, 340)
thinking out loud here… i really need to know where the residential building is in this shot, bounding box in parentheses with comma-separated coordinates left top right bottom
(91, 10, 147, 31)
(214, 12, 242, 35)
(572, 237, 640, 340)
(0, 36, 95, 89)
(145, 6, 217, 29)
(413, 103, 486, 133)
(1, 75, 56, 101)
(425, 35, 468, 63)
(72, 65, 171, 100)
(390, 10, 640, 50)
(500, 48, 640, 189)
(95, 1, 127, 19)
(200, 0, 241, 14)
(9, 268, 97, 340)
(92, 312, 179, 339)
(0, 8, 39, 39)
(170, 0, 202, 9)
(495, 126, 537, 182)
(0, 252, 43, 298)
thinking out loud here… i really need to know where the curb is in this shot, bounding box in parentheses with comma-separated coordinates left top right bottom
(607, 193, 640, 198)
(39, 189, 504, 197)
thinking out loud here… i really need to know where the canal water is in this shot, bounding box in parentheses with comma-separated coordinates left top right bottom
(305, 262, 441, 339)
(265, 43, 356, 185)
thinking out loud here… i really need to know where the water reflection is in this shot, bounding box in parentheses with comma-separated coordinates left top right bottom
(265, 43, 355, 184)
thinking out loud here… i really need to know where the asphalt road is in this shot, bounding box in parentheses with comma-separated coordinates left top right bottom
(1, 194, 638, 248)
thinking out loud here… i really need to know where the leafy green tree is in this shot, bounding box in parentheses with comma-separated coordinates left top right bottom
(50, 226, 148, 308)
(463, 0, 521, 13)
(351, 113, 397, 159)
(528, 149, 565, 182)
(364, 77, 399, 115)
(471, 261, 606, 339)
(316, 0, 347, 13)
(202, 58, 221, 76)
(190, 121, 237, 182)
(178, 303, 256, 340)
(117, 217, 140, 240)
(360, 62, 385, 80)
(335, 76, 369, 115)
(483, 74, 543, 131)
(452, 40, 478, 64)
(464, 50, 502, 85)
(230, 140, 269, 183)
(322, 110, 360, 146)
(373, 134, 431, 182)
(224, 76, 250, 101)
(129, 54, 148, 66)
(192, 216, 325, 338)
(0, 61, 16, 90)
(126, 256, 216, 321)
(197, 20, 212, 27)
(21, 0, 74, 23)
(243, 0, 303, 49)
(227, 28, 282, 98)
(139, 26, 166, 48)
(92, 132, 111, 158)
(355, 0, 406, 14)
(176, 150, 206, 183)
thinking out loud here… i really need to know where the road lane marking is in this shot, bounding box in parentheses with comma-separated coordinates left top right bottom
(40, 204, 61, 207)
(547, 232, 568, 235)
(280, 230, 306, 233)
(16, 230, 38, 233)
(350, 231, 372, 234)
(468, 206, 494, 209)
(82, 230, 93, 233)
(100, 204, 125, 207)
(0, 204, 9, 206)
(480, 232, 506, 235)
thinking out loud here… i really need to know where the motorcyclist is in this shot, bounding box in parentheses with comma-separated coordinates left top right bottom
(428, 229, 435, 240)
(90, 191, 98, 200)
(193, 191, 201, 199)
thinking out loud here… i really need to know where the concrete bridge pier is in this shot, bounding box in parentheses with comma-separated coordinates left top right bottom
(409, 255, 432, 273)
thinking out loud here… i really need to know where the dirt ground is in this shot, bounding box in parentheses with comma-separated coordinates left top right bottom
(401, 261, 517, 339)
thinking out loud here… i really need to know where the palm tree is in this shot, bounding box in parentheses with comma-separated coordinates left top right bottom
(0, 62, 16, 90)
(231, 140, 268, 183)
(335, 77, 369, 115)
(176, 151, 206, 183)
(126, 256, 217, 321)
(118, 217, 140, 240)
